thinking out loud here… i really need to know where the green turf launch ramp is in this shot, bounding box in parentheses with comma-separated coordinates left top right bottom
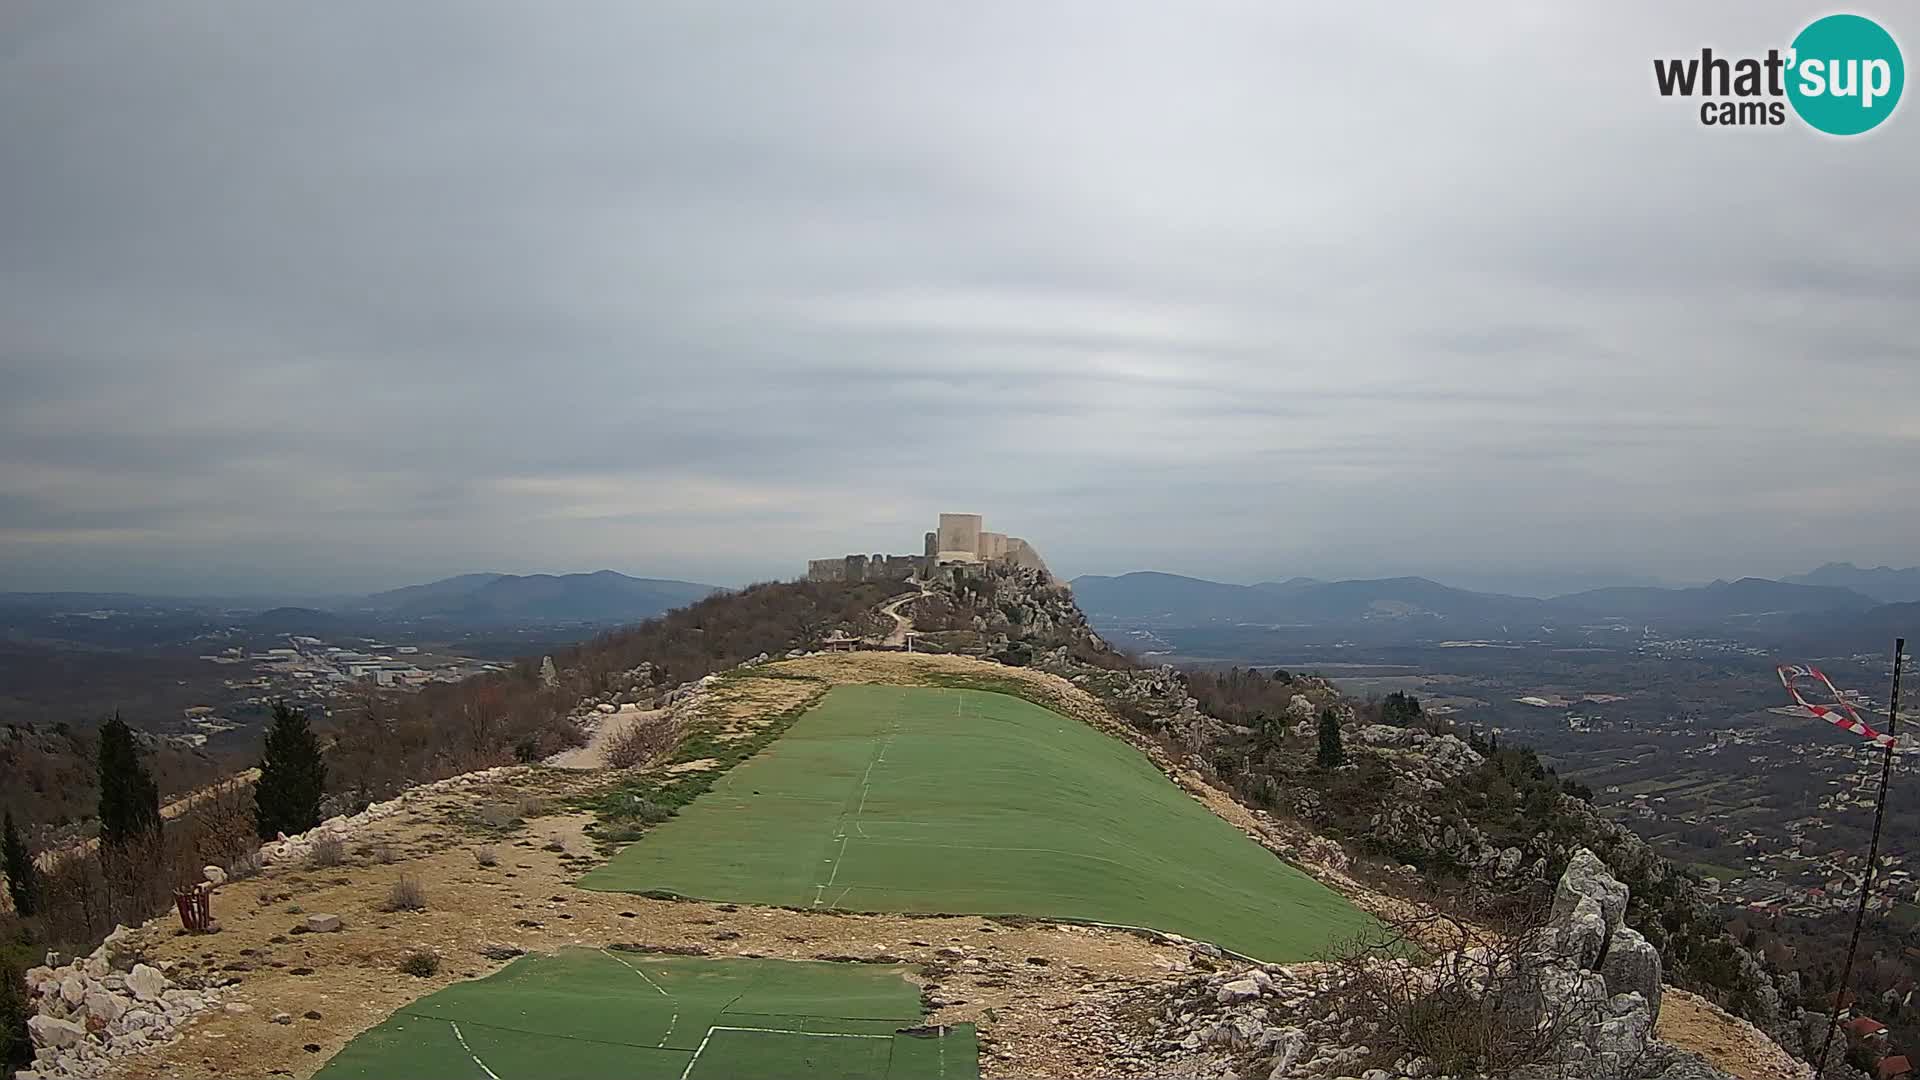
(580, 684, 1372, 960)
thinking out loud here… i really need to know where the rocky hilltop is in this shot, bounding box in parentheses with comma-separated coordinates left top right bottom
(7, 569, 1824, 1080)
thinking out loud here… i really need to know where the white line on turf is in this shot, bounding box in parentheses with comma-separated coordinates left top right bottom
(600, 948, 678, 1047)
(449, 1020, 503, 1080)
(679, 1022, 900, 1076)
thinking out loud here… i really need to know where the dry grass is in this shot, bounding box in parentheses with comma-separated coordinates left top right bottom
(307, 834, 345, 869)
(381, 875, 427, 913)
(603, 715, 683, 769)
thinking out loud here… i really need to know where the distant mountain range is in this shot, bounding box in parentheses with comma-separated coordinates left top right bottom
(1069, 570, 1881, 631)
(0, 571, 724, 630)
(348, 571, 721, 624)
(1784, 562, 1920, 604)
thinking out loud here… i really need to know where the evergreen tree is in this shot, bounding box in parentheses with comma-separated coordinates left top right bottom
(96, 713, 161, 847)
(1, 962, 30, 1074)
(255, 702, 327, 840)
(1380, 690, 1423, 727)
(1316, 707, 1345, 769)
(2, 810, 35, 917)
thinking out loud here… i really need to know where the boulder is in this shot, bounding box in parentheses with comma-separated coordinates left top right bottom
(203, 864, 227, 887)
(59, 975, 88, 1007)
(1559, 894, 1610, 969)
(126, 964, 167, 1002)
(1215, 977, 1262, 1004)
(27, 1015, 86, 1049)
(1553, 847, 1628, 937)
(1600, 926, 1663, 1020)
(83, 992, 126, 1025)
(306, 913, 343, 933)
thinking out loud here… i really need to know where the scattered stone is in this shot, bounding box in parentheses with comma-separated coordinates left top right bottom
(270, 1013, 294, 1025)
(305, 914, 343, 933)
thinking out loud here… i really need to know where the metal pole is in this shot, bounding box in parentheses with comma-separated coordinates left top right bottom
(1816, 637, 1904, 1076)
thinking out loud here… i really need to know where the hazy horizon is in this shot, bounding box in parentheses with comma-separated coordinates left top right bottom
(5, 3, 1917, 596)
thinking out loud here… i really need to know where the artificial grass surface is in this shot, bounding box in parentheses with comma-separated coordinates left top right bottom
(579, 684, 1372, 960)
(312, 950, 974, 1080)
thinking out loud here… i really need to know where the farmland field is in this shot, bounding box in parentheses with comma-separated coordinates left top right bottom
(580, 684, 1371, 960)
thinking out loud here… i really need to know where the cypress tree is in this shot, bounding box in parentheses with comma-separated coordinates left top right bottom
(2, 810, 35, 917)
(1316, 706, 1345, 769)
(255, 702, 327, 839)
(96, 713, 161, 847)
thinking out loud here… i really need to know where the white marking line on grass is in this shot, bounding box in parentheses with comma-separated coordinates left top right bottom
(677, 1026, 894, 1080)
(449, 1021, 503, 1080)
(600, 948, 678, 1047)
(812, 833, 852, 907)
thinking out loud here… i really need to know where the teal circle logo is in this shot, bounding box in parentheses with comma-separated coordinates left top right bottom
(1787, 14, 1904, 135)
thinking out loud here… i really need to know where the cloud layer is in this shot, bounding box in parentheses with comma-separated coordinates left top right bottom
(3, 2, 1916, 594)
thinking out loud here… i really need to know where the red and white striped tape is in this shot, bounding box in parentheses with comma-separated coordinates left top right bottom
(1777, 664, 1896, 748)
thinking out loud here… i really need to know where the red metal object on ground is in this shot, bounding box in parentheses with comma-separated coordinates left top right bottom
(174, 883, 212, 932)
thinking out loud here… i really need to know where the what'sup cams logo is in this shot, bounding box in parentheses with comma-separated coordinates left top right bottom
(1655, 13, 1903, 134)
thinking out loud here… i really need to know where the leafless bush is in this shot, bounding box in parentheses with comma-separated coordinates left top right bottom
(514, 795, 549, 819)
(366, 841, 398, 865)
(475, 804, 517, 830)
(1324, 891, 1603, 1078)
(225, 849, 263, 882)
(604, 715, 683, 770)
(382, 875, 427, 912)
(398, 949, 440, 977)
(473, 846, 498, 868)
(307, 834, 345, 868)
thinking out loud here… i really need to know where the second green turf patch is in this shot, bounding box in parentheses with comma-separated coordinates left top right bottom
(579, 683, 1372, 960)
(313, 950, 973, 1080)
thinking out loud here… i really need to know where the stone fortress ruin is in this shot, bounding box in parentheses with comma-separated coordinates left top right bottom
(806, 512, 1048, 583)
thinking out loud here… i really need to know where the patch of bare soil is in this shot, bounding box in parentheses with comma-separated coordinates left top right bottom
(547, 704, 661, 769)
(1657, 987, 1811, 1080)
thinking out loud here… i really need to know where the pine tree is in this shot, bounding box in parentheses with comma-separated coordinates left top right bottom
(97, 713, 161, 847)
(2, 810, 36, 917)
(1316, 707, 1345, 769)
(255, 702, 327, 840)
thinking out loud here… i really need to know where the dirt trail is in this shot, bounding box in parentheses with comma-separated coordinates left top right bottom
(875, 588, 925, 647)
(546, 705, 668, 769)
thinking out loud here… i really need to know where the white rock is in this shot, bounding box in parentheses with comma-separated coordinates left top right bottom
(306, 913, 343, 933)
(84, 992, 126, 1024)
(27, 1015, 86, 1049)
(203, 864, 227, 886)
(1215, 977, 1263, 1004)
(126, 964, 167, 1002)
(59, 976, 88, 1006)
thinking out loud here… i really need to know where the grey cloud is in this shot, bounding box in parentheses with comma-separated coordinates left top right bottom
(2, 0, 1917, 594)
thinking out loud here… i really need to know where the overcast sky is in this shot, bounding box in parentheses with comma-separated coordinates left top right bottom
(3, 2, 1916, 596)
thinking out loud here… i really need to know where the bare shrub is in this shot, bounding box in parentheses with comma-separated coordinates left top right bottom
(306, 834, 345, 868)
(225, 849, 263, 882)
(472, 847, 498, 868)
(604, 716, 683, 770)
(398, 949, 440, 977)
(367, 841, 398, 865)
(475, 804, 517, 830)
(382, 875, 427, 913)
(1324, 890, 1602, 1079)
(514, 795, 549, 820)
